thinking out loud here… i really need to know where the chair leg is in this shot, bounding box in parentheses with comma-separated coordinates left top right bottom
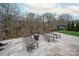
(53, 37, 55, 41)
(27, 47, 28, 52)
(57, 35, 59, 39)
(48, 38, 50, 42)
(56, 35, 58, 39)
(59, 35, 61, 38)
(37, 42, 38, 48)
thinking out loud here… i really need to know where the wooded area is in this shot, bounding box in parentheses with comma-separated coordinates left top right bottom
(0, 3, 78, 40)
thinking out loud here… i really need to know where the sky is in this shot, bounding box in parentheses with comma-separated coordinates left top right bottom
(18, 3, 79, 19)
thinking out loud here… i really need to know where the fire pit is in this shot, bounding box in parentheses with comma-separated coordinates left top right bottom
(33, 34, 39, 41)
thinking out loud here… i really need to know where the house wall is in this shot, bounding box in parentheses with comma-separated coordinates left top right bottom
(57, 25, 65, 30)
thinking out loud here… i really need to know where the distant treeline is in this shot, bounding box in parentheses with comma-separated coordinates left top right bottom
(66, 20, 79, 31)
(0, 3, 78, 40)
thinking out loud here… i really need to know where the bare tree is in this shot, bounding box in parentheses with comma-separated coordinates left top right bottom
(57, 14, 72, 25)
(0, 3, 20, 40)
(42, 13, 57, 32)
(26, 13, 35, 35)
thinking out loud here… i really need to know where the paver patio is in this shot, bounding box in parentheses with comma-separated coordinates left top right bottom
(0, 32, 79, 56)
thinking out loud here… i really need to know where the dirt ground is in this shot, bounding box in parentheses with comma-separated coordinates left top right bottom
(0, 32, 79, 56)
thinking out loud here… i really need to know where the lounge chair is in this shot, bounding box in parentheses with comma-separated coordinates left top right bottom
(42, 34, 50, 42)
(42, 33, 56, 42)
(46, 33, 56, 41)
(0, 43, 7, 47)
(0, 48, 4, 51)
(50, 33, 61, 39)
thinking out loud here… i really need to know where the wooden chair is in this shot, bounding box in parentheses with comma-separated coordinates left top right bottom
(50, 33, 61, 39)
(46, 33, 56, 41)
(42, 33, 56, 42)
(23, 36, 38, 52)
(42, 34, 50, 42)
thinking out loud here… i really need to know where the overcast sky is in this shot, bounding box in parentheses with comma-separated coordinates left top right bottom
(18, 3, 79, 19)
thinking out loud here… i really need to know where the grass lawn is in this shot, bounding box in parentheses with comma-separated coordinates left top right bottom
(57, 30, 79, 36)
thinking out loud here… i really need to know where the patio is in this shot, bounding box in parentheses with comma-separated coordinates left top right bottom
(0, 32, 79, 56)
